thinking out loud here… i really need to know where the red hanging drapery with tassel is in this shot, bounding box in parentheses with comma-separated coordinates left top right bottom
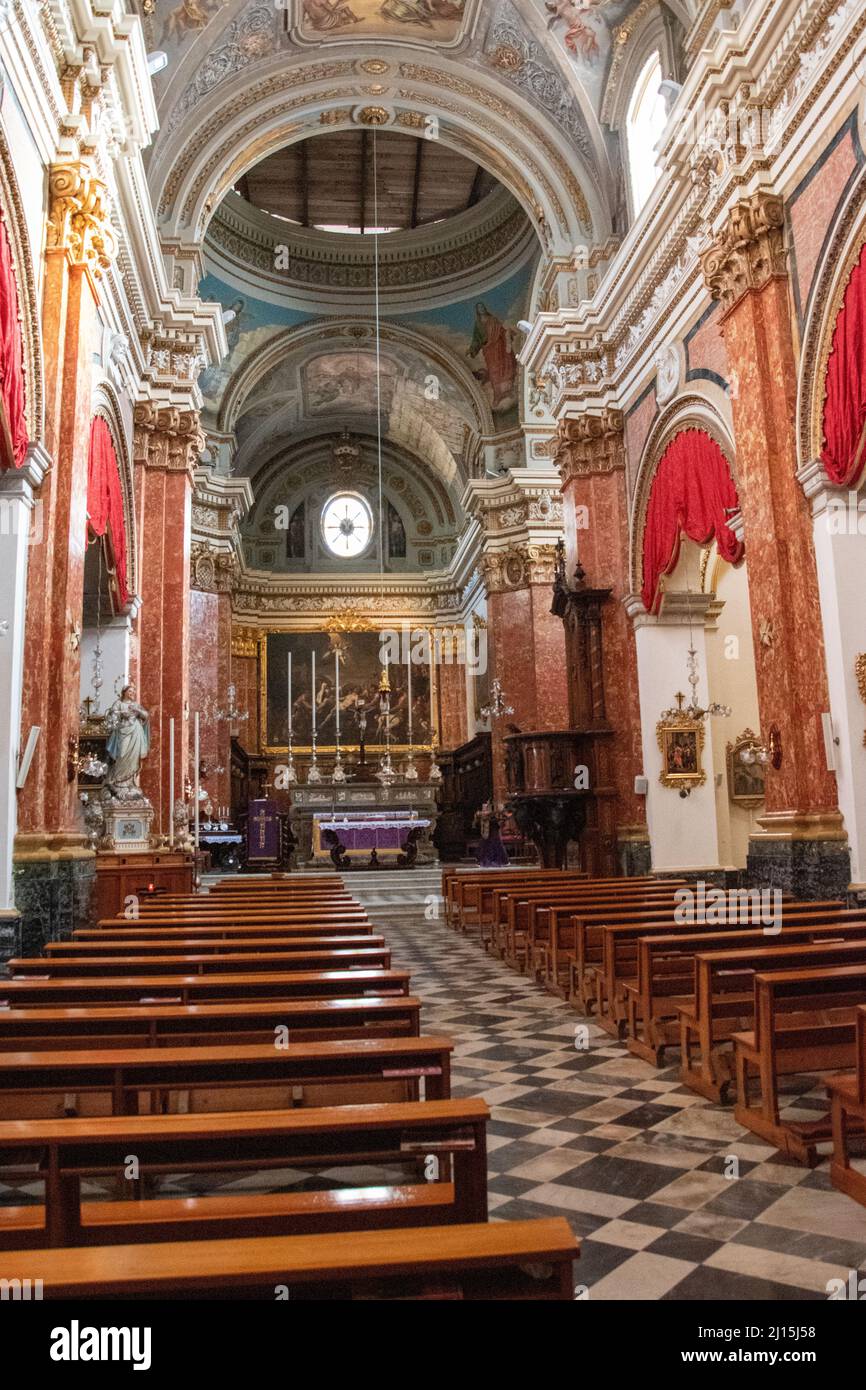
(821, 239, 866, 487)
(87, 415, 129, 608)
(0, 207, 28, 470)
(641, 428, 744, 613)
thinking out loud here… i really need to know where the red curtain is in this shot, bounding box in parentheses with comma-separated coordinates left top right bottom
(821, 239, 866, 487)
(642, 428, 744, 613)
(0, 207, 28, 470)
(87, 415, 129, 608)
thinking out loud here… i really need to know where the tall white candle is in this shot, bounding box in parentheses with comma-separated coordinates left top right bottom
(335, 647, 341, 739)
(168, 717, 175, 847)
(311, 649, 316, 736)
(407, 636, 413, 746)
(287, 652, 292, 740)
(193, 712, 200, 885)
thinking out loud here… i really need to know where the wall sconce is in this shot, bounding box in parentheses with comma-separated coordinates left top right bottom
(768, 725, 783, 770)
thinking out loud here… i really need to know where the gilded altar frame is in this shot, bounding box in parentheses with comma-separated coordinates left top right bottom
(257, 622, 439, 756)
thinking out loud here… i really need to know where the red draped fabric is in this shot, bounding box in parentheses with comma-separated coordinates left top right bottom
(87, 415, 129, 608)
(641, 428, 744, 613)
(0, 207, 28, 470)
(821, 239, 866, 487)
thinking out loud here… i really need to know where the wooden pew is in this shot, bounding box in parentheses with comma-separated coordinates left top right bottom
(624, 911, 866, 1064)
(45, 934, 384, 957)
(96, 910, 369, 929)
(0, 1218, 579, 1298)
(592, 901, 840, 1038)
(0, 996, 423, 1050)
(7, 946, 392, 976)
(0, 1034, 454, 1118)
(450, 870, 587, 935)
(732, 963, 866, 1164)
(827, 1003, 866, 1206)
(500, 883, 684, 977)
(74, 921, 376, 940)
(678, 937, 866, 1101)
(0, 1098, 489, 1247)
(0, 967, 410, 1006)
(488, 876, 667, 961)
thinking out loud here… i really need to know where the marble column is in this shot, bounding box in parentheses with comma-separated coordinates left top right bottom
(481, 543, 570, 806)
(702, 191, 848, 895)
(15, 156, 114, 947)
(434, 634, 470, 752)
(133, 404, 203, 836)
(554, 411, 649, 872)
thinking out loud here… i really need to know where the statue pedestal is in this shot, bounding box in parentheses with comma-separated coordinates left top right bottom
(102, 797, 154, 853)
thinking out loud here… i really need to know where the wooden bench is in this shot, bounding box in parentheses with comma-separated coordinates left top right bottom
(7, 946, 392, 977)
(678, 937, 866, 1101)
(0, 1097, 489, 1247)
(0, 995, 423, 1050)
(827, 1003, 866, 1207)
(592, 900, 844, 1038)
(0, 967, 410, 1006)
(488, 879, 676, 965)
(74, 921, 376, 940)
(0, 1034, 453, 1119)
(732, 963, 866, 1164)
(96, 910, 369, 929)
(624, 911, 866, 1065)
(451, 871, 588, 934)
(0, 1217, 578, 1298)
(514, 886, 685, 983)
(46, 933, 384, 957)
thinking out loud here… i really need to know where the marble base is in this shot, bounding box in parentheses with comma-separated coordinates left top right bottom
(11, 851, 96, 957)
(747, 835, 850, 900)
(617, 830, 651, 878)
(0, 910, 22, 964)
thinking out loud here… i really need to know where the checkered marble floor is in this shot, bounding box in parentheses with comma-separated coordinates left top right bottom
(383, 912, 866, 1301)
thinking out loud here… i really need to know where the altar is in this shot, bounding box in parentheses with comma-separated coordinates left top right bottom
(313, 812, 431, 863)
(290, 783, 439, 866)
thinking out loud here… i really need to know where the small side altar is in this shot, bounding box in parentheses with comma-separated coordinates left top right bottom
(291, 783, 439, 866)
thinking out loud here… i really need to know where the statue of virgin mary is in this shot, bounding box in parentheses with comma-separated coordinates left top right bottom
(105, 683, 150, 801)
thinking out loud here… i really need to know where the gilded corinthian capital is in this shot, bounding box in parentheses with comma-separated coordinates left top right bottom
(133, 402, 205, 476)
(701, 191, 787, 313)
(47, 159, 116, 278)
(554, 410, 625, 483)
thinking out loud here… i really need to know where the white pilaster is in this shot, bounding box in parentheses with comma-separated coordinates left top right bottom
(0, 446, 49, 914)
(627, 592, 726, 873)
(799, 461, 866, 885)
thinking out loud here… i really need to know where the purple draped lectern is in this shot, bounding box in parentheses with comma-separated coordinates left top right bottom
(247, 799, 280, 864)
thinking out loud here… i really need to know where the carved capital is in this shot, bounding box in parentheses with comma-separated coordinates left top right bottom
(481, 541, 560, 594)
(554, 410, 625, 483)
(191, 540, 237, 593)
(133, 403, 205, 475)
(47, 158, 116, 279)
(701, 191, 786, 313)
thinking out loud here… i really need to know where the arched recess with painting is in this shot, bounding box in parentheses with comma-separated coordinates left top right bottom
(0, 126, 47, 919)
(629, 401, 762, 874)
(78, 391, 138, 750)
(797, 159, 866, 883)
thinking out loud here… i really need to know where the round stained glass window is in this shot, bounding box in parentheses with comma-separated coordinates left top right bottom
(321, 492, 374, 559)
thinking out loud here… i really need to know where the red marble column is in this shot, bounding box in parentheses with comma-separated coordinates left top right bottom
(189, 587, 234, 815)
(482, 544, 570, 806)
(132, 405, 202, 835)
(435, 648, 468, 751)
(17, 251, 99, 840)
(702, 193, 838, 824)
(553, 412, 647, 848)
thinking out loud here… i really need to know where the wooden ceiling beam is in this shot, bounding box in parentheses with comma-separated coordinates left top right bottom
(359, 129, 368, 234)
(466, 164, 486, 210)
(300, 140, 310, 228)
(410, 137, 424, 230)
